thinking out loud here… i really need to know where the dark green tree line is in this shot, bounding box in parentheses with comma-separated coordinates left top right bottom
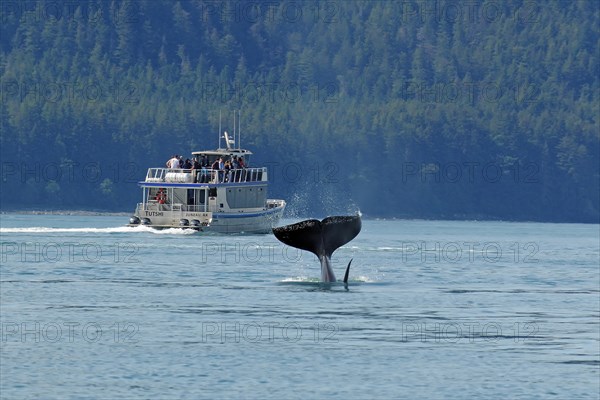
(1, 0, 598, 222)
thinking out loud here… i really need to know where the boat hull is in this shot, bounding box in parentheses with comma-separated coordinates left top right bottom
(206, 205, 285, 234)
(129, 202, 285, 234)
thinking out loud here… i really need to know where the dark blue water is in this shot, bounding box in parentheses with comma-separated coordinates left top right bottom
(1, 215, 598, 399)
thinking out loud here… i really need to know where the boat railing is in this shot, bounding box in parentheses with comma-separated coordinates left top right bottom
(137, 202, 209, 213)
(145, 168, 168, 182)
(145, 167, 267, 184)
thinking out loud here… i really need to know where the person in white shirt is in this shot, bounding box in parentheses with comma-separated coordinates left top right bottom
(168, 155, 180, 169)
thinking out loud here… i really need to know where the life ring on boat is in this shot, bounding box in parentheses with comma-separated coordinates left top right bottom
(155, 190, 167, 204)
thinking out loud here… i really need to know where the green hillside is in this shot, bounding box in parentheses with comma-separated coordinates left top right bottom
(1, 0, 598, 221)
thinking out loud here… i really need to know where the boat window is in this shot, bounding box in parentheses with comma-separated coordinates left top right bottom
(198, 189, 206, 204)
(226, 186, 267, 209)
(172, 188, 187, 204)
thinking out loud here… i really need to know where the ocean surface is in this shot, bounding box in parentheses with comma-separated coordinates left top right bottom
(0, 214, 598, 399)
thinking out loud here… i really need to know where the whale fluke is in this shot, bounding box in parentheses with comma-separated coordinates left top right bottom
(272, 215, 361, 282)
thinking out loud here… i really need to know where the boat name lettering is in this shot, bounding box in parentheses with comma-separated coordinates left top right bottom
(144, 211, 164, 217)
(186, 213, 208, 217)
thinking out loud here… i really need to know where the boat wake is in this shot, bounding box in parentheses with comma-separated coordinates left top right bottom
(0, 226, 197, 235)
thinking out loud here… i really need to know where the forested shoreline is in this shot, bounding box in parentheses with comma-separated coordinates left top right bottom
(1, 0, 598, 222)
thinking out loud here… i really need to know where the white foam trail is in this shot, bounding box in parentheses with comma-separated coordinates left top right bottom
(0, 226, 197, 235)
(146, 227, 198, 235)
(352, 275, 376, 283)
(280, 275, 375, 283)
(281, 276, 319, 283)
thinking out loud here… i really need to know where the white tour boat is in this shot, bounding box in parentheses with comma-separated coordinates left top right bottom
(128, 124, 286, 233)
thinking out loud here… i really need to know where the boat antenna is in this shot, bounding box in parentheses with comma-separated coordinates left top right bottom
(233, 110, 236, 148)
(218, 110, 222, 149)
(238, 110, 241, 149)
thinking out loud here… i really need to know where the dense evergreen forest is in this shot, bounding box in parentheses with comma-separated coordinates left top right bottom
(1, 0, 598, 222)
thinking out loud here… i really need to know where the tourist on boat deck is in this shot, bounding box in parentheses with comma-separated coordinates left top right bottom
(183, 158, 193, 170)
(232, 156, 241, 169)
(224, 160, 232, 182)
(238, 156, 245, 168)
(192, 158, 200, 170)
(166, 155, 180, 169)
(210, 157, 223, 182)
(219, 157, 225, 182)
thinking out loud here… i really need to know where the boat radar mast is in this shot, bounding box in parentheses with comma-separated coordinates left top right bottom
(223, 131, 235, 150)
(218, 110, 242, 151)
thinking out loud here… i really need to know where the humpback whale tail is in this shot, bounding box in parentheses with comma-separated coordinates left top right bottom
(272, 215, 361, 283)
